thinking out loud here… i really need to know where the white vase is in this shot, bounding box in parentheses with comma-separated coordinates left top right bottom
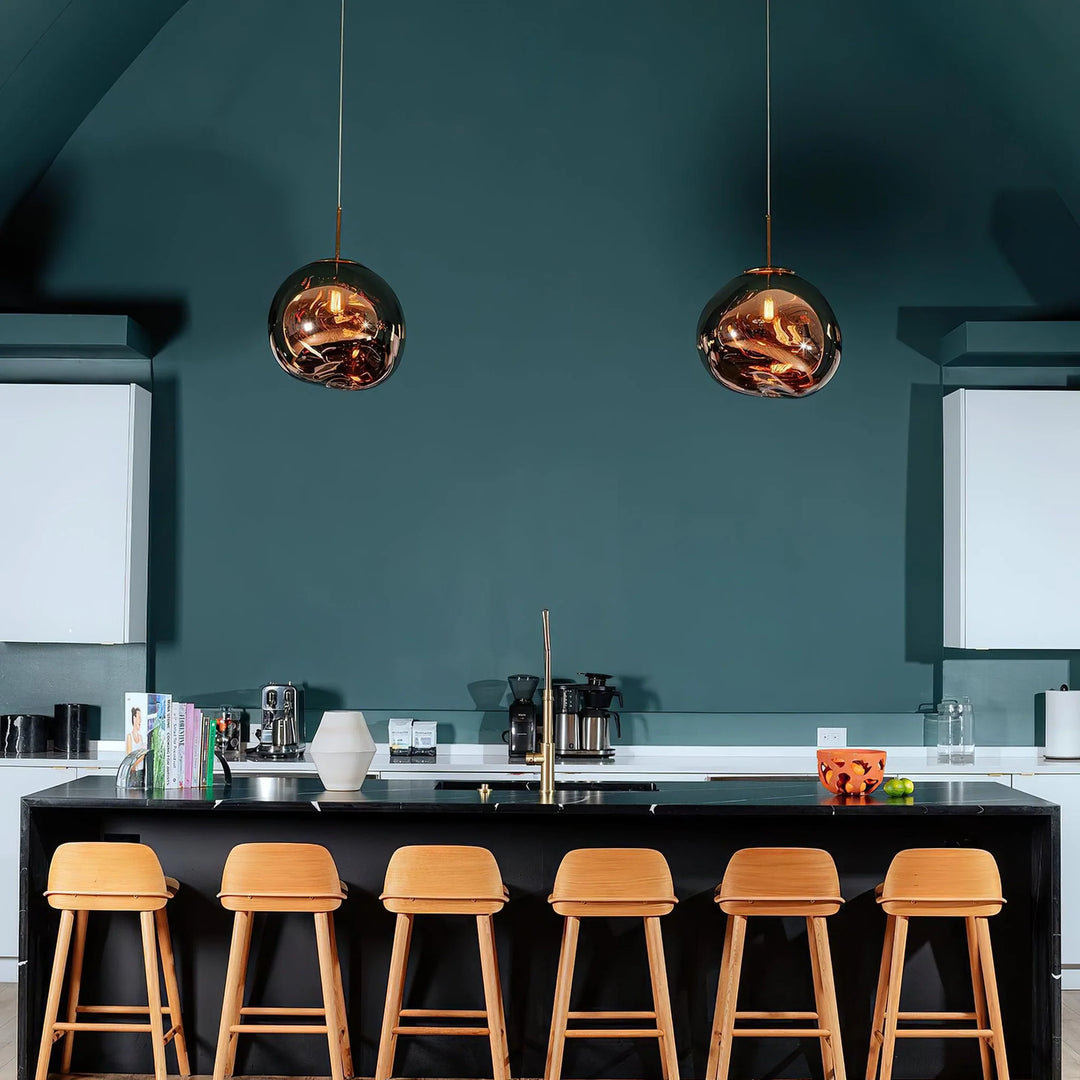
(309, 710, 376, 791)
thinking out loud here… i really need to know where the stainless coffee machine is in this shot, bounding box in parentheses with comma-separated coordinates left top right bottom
(553, 673, 623, 758)
(257, 682, 304, 758)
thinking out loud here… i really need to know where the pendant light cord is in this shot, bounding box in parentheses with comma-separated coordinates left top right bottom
(765, 0, 772, 268)
(334, 0, 345, 262)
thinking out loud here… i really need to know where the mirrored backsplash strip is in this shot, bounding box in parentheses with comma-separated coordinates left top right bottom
(0, 648, 1064, 747)
(0, 642, 147, 742)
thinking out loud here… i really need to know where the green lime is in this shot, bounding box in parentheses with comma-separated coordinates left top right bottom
(901, 778, 915, 794)
(882, 778, 903, 797)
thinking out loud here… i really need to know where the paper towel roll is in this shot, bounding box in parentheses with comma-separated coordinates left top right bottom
(1045, 689, 1080, 759)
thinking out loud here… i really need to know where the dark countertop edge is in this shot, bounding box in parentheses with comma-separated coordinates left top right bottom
(21, 796, 1059, 816)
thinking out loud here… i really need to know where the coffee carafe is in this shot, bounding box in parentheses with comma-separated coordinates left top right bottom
(552, 680, 582, 753)
(506, 674, 539, 761)
(575, 673, 622, 758)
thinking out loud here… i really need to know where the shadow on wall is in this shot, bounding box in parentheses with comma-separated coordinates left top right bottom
(896, 188, 1080, 360)
(0, 140, 307, 668)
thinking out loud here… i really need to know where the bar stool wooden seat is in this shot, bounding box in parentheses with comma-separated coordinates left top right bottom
(375, 845, 510, 1080)
(34, 841, 190, 1080)
(866, 848, 1008, 1080)
(212, 842, 351, 1080)
(544, 847, 680, 1080)
(706, 847, 846, 1080)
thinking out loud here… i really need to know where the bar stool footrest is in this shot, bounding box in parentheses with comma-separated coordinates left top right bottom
(399, 1009, 487, 1018)
(896, 1011, 978, 1020)
(568, 1010, 657, 1020)
(894, 1028, 994, 1039)
(238, 1006, 326, 1017)
(52, 1022, 153, 1033)
(74, 1005, 174, 1015)
(736, 1010, 819, 1020)
(565, 1028, 664, 1038)
(732, 1027, 829, 1037)
(392, 1025, 490, 1036)
(230, 1023, 330, 1034)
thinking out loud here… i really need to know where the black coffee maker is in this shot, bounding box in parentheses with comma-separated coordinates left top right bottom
(506, 674, 539, 761)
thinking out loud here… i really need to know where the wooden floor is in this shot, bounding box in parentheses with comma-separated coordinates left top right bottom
(0, 986, 1078, 1079)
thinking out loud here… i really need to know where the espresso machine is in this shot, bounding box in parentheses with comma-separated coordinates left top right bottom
(257, 682, 304, 759)
(506, 674, 539, 762)
(553, 672, 623, 758)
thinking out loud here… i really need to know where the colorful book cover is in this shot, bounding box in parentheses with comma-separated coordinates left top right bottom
(184, 703, 196, 787)
(124, 693, 148, 755)
(146, 693, 171, 789)
(205, 718, 217, 788)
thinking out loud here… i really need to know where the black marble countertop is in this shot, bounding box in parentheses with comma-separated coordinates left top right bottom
(21, 774, 1057, 815)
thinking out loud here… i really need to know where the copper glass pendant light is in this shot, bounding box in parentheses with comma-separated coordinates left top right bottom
(696, 0, 840, 398)
(268, 0, 404, 390)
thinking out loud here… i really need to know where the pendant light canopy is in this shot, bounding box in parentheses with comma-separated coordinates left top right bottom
(268, 0, 404, 391)
(696, 0, 840, 399)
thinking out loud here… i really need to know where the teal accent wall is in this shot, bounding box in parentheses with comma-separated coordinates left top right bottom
(6, 0, 1080, 743)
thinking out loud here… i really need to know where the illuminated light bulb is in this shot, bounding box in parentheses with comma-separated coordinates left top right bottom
(329, 288, 343, 315)
(762, 295, 775, 320)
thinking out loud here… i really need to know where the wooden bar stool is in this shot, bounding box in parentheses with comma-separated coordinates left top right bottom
(212, 842, 351, 1080)
(34, 841, 190, 1080)
(866, 848, 1008, 1080)
(706, 847, 845, 1080)
(544, 847, 680, 1080)
(375, 845, 510, 1080)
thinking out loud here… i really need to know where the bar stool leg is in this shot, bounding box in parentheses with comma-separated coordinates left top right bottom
(314, 912, 346, 1080)
(214, 911, 253, 1080)
(966, 916, 993, 1080)
(544, 914, 581, 1080)
(976, 917, 1010, 1080)
(865, 915, 896, 1080)
(644, 915, 680, 1080)
(327, 912, 354, 1079)
(877, 915, 908, 1080)
(375, 912, 414, 1080)
(59, 909, 88, 1073)
(35, 908, 75, 1080)
(156, 907, 191, 1076)
(709, 913, 747, 1080)
(807, 916, 833, 1080)
(705, 909, 736, 1080)
(477, 915, 510, 1080)
(811, 916, 846, 1080)
(140, 910, 169, 1080)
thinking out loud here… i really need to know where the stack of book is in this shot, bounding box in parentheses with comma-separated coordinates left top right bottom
(124, 693, 218, 789)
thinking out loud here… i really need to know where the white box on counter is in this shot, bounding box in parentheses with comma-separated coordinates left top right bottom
(388, 718, 414, 756)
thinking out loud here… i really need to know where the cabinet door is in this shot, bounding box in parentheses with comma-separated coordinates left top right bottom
(1010, 774, 1079, 989)
(945, 389, 1080, 648)
(0, 767, 78, 958)
(0, 383, 150, 643)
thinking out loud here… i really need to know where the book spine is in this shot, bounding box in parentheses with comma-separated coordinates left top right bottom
(184, 703, 195, 787)
(205, 719, 216, 787)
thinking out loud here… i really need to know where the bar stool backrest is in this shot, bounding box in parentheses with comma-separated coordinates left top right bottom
(550, 847, 676, 916)
(45, 841, 170, 911)
(218, 843, 346, 912)
(716, 847, 844, 915)
(880, 847, 1005, 916)
(380, 845, 505, 902)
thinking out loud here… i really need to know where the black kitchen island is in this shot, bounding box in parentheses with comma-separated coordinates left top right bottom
(19, 776, 1060, 1080)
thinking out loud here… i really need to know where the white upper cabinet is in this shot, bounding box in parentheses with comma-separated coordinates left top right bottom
(944, 388, 1080, 649)
(0, 383, 150, 643)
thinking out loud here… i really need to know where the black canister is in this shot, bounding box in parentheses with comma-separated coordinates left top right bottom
(53, 703, 89, 755)
(1, 714, 50, 755)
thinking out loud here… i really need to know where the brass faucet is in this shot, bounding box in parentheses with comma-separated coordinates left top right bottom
(525, 608, 555, 800)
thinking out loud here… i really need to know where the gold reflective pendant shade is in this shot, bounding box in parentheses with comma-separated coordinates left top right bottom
(697, 267, 840, 398)
(269, 258, 405, 390)
(267, 0, 405, 391)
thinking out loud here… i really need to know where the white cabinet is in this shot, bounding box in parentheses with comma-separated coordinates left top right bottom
(1009, 773, 1080, 989)
(0, 384, 150, 643)
(0, 767, 78, 974)
(944, 389, 1080, 648)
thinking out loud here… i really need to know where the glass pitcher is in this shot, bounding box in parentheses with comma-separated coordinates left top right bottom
(936, 698, 975, 764)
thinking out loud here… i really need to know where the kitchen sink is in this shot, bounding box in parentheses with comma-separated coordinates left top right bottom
(434, 780, 658, 792)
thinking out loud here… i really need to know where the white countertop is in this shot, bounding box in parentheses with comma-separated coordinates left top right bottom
(3, 743, 1078, 778)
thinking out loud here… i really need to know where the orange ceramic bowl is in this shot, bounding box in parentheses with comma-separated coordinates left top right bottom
(817, 749, 887, 795)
